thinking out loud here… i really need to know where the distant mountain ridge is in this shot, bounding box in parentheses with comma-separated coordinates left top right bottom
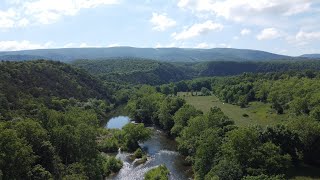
(0, 47, 295, 62)
(300, 54, 320, 58)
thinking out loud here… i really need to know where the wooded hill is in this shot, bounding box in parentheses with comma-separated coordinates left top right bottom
(0, 47, 296, 62)
(72, 58, 320, 85)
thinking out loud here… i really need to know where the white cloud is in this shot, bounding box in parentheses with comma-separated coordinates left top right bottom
(155, 42, 176, 48)
(195, 42, 231, 49)
(257, 28, 281, 40)
(108, 43, 120, 47)
(177, 0, 315, 26)
(17, 18, 29, 27)
(0, 40, 52, 51)
(240, 29, 251, 36)
(63, 43, 77, 48)
(296, 31, 320, 42)
(79, 43, 89, 48)
(212, 0, 312, 20)
(79, 42, 103, 48)
(288, 30, 320, 46)
(0, 9, 18, 29)
(195, 42, 210, 49)
(172, 20, 223, 40)
(0, 0, 119, 28)
(177, 0, 190, 8)
(63, 42, 106, 48)
(216, 43, 231, 48)
(150, 13, 176, 31)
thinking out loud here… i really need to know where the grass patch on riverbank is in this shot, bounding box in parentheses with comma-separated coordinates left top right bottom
(178, 93, 288, 127)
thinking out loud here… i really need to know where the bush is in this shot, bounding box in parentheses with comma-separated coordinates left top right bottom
(98, 137, 119, 153)
(242, 113, 249, 117)
(102, 156, 123, 177)
(144, 165, 169, 180)
(134, 148, 143, 158)
(242, 174, 285, 180)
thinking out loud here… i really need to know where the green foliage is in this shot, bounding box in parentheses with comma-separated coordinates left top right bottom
(73, 58, 192, 85)
(260, 125, 302, 163)
(122, 123, 152, 151)
(126, 85, 164, 124)
(0, 127, 36, 179)
(241, 174, 285, 180)
(63, 163, 88, 180)
(144, 165, 170, 180)
(171, 104, 202, 136)
(205, 159, 243, 180)
(134, 148, 144, 159)
(221, 127, 292, 176)
(288, 117, 320, 164)
(98, 135, 119, 153)
(73, 58, 320, 86)
(101, 156, 123, 177)
(200, 87, 211, 96)
(158, 97, 185, 131)
(194, 129, 222, 179)
(29, 164, 53, 180)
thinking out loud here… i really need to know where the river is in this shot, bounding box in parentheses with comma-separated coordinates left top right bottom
(105, 116, 192, 180)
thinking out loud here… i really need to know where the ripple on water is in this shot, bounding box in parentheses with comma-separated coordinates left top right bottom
(107, 128, 192, 180)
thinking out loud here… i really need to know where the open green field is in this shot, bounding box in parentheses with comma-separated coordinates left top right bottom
(178, 93, 288, 127)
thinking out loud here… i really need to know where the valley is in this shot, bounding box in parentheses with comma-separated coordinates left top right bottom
(1, 58, 320, 180)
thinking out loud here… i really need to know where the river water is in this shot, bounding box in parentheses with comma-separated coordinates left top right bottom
(105, 116, 130, 129)
(105, 116, 192, 180)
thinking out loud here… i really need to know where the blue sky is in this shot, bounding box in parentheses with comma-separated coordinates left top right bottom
(0, 0, 319, 56)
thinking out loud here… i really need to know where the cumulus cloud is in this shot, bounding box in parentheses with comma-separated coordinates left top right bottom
(107, 43, 120, 47)
(176, 0, 315, 26)
(257, 28, 281, 40)
(150, 13, 176, 31)
(295, 30, 320, 42)
(63, 42, 107, 48)
(23, 0, 119, 24)
(0, 40, 53, 51)
(195, 42, 210, 49)
(0, 9, 19, 29)
(288, 30, 320, 46)
(172, 20, 223, 40)
(195, 42, 231, 49)
(240, 29, 251, 36)
(0, 0, 119, 28)
(155, 42, 176, 48)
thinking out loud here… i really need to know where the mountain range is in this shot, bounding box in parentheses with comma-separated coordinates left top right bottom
(0, 47, 312, 62)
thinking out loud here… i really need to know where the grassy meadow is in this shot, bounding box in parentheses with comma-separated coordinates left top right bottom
(178, 92, 288, 127)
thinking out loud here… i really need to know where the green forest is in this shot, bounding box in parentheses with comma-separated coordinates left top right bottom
(1, 59, 320, 179)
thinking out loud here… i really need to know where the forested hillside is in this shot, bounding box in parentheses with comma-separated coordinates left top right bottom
(73, 59, 320, 85)
(73, 58, 195, 85)
(301, 54, 320, 58)
(0, 47, 294, 62)
(0, 60, 112, 100)
(0, 60, 151, 179)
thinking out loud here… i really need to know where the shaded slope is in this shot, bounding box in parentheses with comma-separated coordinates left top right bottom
(0, 60, 113, 102)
